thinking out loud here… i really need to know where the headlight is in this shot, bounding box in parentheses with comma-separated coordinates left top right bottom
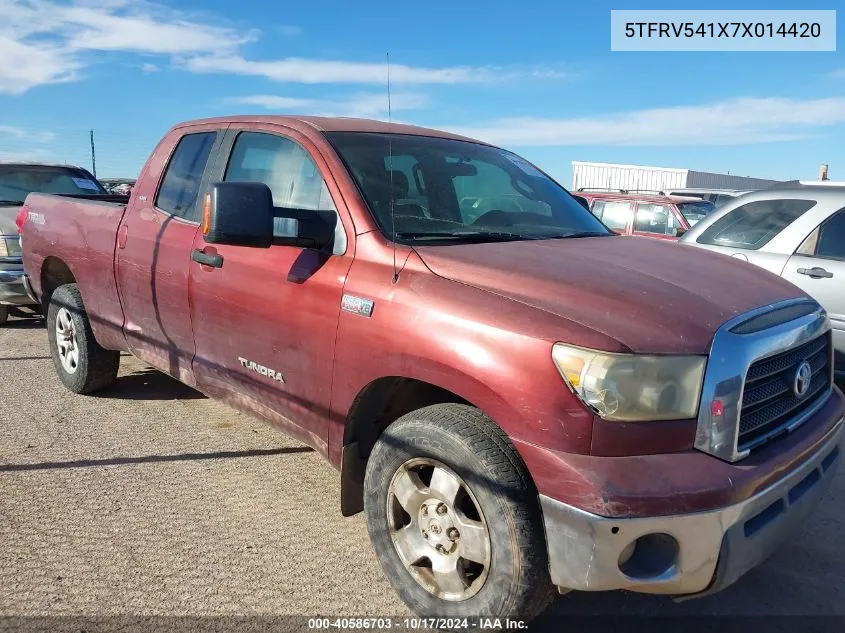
(552, 343, 706, 422)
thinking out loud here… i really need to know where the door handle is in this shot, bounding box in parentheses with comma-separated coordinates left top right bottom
(191, 249, 223, 268)
(797, 266, 833, 279)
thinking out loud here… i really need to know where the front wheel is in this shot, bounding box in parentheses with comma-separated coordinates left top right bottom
(47, 283, 119, 394)
(364, 404, 555, 621)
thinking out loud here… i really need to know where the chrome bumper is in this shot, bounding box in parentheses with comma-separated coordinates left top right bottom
(540, 417, 843, 596)
(0, 267, 36, 306)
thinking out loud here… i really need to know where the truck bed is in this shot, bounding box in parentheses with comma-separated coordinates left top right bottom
(22, 192, 130, 349)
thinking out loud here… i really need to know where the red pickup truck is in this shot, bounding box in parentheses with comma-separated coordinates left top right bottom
(19, 116, 844, 621)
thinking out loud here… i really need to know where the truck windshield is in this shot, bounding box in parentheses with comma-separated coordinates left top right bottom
(677, 200, 716, 226)
(326, 132, 610, 243)
(0, 165, 106, 205)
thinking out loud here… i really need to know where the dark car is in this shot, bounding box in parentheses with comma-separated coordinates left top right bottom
(0, 162, 107, 324)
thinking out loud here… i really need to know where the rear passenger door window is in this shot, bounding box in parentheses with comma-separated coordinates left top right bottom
(697, 199, 816, 250)
(797, 209, 845, 261)
(634, 203, 674, 235)
(224, 131, 345, 254)
(816, 210, 845, 260)
(155, 132, 217, 221)
(592, 200, 632, 232)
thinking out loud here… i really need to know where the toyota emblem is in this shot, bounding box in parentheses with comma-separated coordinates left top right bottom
(793, 361, 812, 398)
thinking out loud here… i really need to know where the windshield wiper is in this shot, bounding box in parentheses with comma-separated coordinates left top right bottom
(544, 231, 612, 239)
(395, 230, 534, 243)
(0, 200, 25, 206)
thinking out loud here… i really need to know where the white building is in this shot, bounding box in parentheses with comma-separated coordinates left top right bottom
(571, 161, 780, 193)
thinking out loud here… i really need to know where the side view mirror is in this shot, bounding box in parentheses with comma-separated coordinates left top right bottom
(572, 195, 591, 211)
(202, 182, 274, 247)
(201, 182, 335, 250)
(272, 206, 337, 250)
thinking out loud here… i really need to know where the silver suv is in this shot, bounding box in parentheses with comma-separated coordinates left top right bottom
(680, 181, 845, 376)
(665, 188, 751, 208)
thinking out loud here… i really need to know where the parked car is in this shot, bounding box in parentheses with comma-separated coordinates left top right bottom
(100, 178, 136, 196)
(20, 116, 844, 622)
(576, 189, 716, 238)
(0, 162, 108, 324)
(681, 181, 845, 376)
(665, 188, 753, 208)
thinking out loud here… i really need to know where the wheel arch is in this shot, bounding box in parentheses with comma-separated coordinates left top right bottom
(338, 373, 526, 516)
(40, 256, 77, 313)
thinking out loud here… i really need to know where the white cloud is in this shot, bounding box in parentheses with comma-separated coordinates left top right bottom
(0, 125, 56, 161)
(229, 92, 429, 118)
(0, 35, 81, 94)
(0, 148, 53, 162)
(0, 125, 26, 138)
(1, 1, 564, 95)
(829, 68, 845, 79)
(447, 97, 845, 146)
(61, 4, 253, 54)
(140, 62, 160, 73)
(0, 0, 249, 94)
(186, 54, 561, 85)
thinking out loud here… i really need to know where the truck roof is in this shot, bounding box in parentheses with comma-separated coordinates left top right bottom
(176, 115, 487, 144)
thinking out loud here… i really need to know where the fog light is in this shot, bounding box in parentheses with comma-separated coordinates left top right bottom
(618, 540, 636, 566)
(618, 533, 679, 580)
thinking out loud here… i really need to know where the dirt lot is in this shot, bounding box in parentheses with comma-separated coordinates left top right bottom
(1, 315, 844, 629)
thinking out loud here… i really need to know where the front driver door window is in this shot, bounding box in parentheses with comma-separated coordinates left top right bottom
(223, 131, 345, 253)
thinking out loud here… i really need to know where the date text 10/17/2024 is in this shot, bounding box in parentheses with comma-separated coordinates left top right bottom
(307, 617, 529, 630)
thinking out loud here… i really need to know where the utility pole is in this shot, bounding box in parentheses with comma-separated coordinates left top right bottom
(89, 130, 97, 178)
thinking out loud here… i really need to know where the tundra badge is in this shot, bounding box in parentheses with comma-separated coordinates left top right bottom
(238, 357, 285, 383)
(341, 294, 375, 317)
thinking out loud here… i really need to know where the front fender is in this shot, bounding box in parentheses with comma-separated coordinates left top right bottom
(328, 259, 594, 467)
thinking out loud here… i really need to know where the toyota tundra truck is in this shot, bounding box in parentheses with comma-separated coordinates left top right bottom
(19, 116, 844, 621)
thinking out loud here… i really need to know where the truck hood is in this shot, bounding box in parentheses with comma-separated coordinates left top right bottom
(414, 236, 807, 354)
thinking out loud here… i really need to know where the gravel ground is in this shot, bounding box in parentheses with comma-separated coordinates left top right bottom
(1, 315, 843, 631)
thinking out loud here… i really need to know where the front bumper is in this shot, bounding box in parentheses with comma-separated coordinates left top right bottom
(540, 416, 843, 596)
(0, 266, 37, 306)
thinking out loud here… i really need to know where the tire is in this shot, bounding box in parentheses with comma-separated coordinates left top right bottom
(364, 404, 555, 621)
(47, 283, 119, 394)
(0, 305, 7, 325)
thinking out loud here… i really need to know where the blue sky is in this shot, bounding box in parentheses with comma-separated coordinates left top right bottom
(1, 0, 844, 183)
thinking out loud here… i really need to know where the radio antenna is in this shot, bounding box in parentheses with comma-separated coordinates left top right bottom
(387, 52, 399, 284)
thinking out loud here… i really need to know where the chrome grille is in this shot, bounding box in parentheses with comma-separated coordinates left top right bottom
(738, 331, 832, 451)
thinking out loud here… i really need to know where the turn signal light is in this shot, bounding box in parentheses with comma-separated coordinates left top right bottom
(200, 193, 211, 235)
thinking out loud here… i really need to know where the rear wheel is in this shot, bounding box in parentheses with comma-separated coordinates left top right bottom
(364, 404, 555, 621)
(47, 284, 119, 393)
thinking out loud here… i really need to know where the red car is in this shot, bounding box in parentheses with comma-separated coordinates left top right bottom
(18, 117, 844, 623)
(575, 189, 715, 239)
